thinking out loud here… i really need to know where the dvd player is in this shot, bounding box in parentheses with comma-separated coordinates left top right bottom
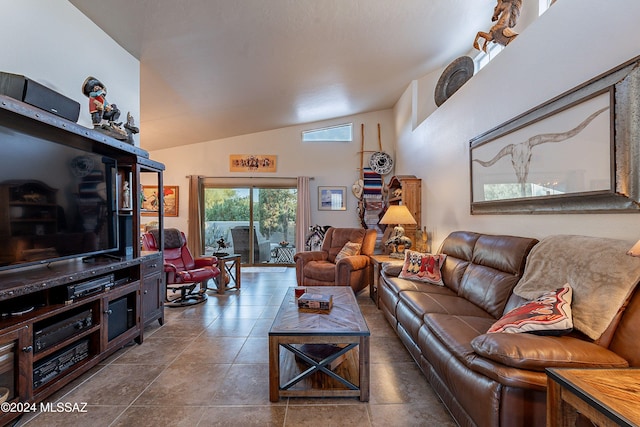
(65, 274, 114, 301)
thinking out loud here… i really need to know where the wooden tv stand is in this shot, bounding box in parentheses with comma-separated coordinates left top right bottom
(0, 254, 164, 425)
(0, 94, 165, 426)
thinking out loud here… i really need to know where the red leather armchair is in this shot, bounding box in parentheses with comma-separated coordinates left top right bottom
(142, 228, 220, 306)
(294, 227, 377, 293)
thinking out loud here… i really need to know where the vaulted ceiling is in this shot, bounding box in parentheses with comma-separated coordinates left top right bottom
(69, 0, 495, 151)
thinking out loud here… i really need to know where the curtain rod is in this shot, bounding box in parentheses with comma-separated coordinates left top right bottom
(186, 175, 314, 179)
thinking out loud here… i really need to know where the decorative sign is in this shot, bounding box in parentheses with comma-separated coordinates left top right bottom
(229, 154, 277, 172)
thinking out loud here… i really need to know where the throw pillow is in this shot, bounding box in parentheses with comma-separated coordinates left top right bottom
(487, 285, 573, 335)
(335, 241, 361, 262)
(398, 250, 447, 286)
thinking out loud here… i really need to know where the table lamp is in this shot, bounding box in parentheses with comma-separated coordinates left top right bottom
(379, 205, 417, 258)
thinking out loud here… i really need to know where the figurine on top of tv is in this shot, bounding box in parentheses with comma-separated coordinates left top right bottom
(81, 76, 128, 141)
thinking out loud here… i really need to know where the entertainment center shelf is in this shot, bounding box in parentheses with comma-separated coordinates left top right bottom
(0, 94, 165, 426)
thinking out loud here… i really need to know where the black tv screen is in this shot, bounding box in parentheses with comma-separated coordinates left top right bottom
(0, 129, 118, 271)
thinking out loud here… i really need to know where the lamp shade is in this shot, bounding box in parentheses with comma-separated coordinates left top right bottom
(379, 205, 417, 225)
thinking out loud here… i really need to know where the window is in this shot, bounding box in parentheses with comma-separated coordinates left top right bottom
(475, 0, 554, 72)
(302, 123, 353, 142)
(474, 42, 504, 72)
(539, 0, 554, 15)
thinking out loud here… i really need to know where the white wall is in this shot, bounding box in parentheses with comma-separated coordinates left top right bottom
(0, 0, 140, 143)
(395, 0, 640, 250)
(149, 110, 394, 232)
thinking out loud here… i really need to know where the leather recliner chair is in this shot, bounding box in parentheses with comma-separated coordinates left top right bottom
(142, 228, 220, 306)
(294, 227, 377, 293)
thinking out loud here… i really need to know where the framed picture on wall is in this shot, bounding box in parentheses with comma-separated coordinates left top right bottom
(141, 185, 179, 217)
(469, 56, 640, 214)
(318, 186, 347, 211)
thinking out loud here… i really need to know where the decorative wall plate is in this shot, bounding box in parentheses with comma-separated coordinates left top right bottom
(434, 56, 475, 107)
(369, 151, 393, 175)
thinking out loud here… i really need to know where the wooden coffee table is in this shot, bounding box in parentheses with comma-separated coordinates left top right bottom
(268, 286, 370, 402)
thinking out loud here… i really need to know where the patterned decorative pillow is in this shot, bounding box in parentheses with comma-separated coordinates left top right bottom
(487, 285, 573, 335)
(398, 250, 447, 286)
(335, 241, 362, 262)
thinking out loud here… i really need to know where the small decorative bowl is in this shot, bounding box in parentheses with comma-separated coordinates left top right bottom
(279, 241, 289, 247)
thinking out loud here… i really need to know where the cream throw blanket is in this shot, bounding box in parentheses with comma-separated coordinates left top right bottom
(513, 235, 640, 340)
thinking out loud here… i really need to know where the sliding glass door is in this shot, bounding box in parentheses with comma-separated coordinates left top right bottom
(203, 184, 297, 265)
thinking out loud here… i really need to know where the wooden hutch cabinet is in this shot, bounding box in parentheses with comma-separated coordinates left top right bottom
(386, 175, 422, 243)
(0, 94, 164, 426)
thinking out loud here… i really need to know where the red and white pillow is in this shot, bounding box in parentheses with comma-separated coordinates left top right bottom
(398, 250, 447, 286)
(487, 285, 573, 335)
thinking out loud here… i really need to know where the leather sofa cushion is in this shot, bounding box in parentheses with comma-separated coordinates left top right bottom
(423, 313, 496, 366)
(471, 333, 629, 371)
(471, 234, 537, 276)
(438, 231, 481, 293)
(381, 275, 454, 296)
(459, 263, 522, 319)
(399, 291, 492, 318)
(440, 256, 469, 294)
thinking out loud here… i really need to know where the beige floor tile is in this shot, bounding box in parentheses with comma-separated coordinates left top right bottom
(113, 335, 194, 365)
(133, 362, 230, 406)
(369, 402, 457, 427)
(111, 404, 206, 426)
(19, 404, 127, 427)
(284, 404, 371, 427)
(176, 335, 246, 365)
(198, 405, 287, 426)
(210, 363, 273, 405)
(235, 337, 270, 364)
(60, 363, 166, 406)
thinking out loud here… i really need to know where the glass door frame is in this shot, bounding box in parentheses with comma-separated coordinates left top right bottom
(202, 178, 297, 266)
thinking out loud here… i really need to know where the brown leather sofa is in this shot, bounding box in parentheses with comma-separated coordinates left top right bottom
(379, 231, 640, 427)
(294, 227, 377, 293)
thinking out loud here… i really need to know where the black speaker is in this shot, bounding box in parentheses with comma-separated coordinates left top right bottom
(117, 215, 133, 257)
(0, 72, 80, 122)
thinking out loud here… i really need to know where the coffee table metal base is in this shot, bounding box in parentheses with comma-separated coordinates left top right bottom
(269, 335, 369, 401)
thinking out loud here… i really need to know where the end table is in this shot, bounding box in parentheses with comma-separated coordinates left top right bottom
(369, 254, 398, 308)
(207, 253, 241, 294)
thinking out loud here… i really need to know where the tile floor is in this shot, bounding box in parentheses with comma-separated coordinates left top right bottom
(16, 268, 455, 427)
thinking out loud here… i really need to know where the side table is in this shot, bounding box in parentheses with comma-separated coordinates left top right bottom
(546, 368, 640, 427)
(369, 254, 398, 308)
(208, 254, 241, 294)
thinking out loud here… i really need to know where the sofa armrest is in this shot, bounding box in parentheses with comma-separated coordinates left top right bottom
(294, 250, 328, 264)
(294, 250, 329, 286)
(471, 333, 629, 372)
(194, 256, 217, 267)
(381, 261, 404, 277)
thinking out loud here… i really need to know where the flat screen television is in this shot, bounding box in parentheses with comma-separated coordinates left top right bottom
(0, 128, 119, 271)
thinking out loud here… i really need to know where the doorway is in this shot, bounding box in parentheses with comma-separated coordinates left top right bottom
(203, 184, 297, 265)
